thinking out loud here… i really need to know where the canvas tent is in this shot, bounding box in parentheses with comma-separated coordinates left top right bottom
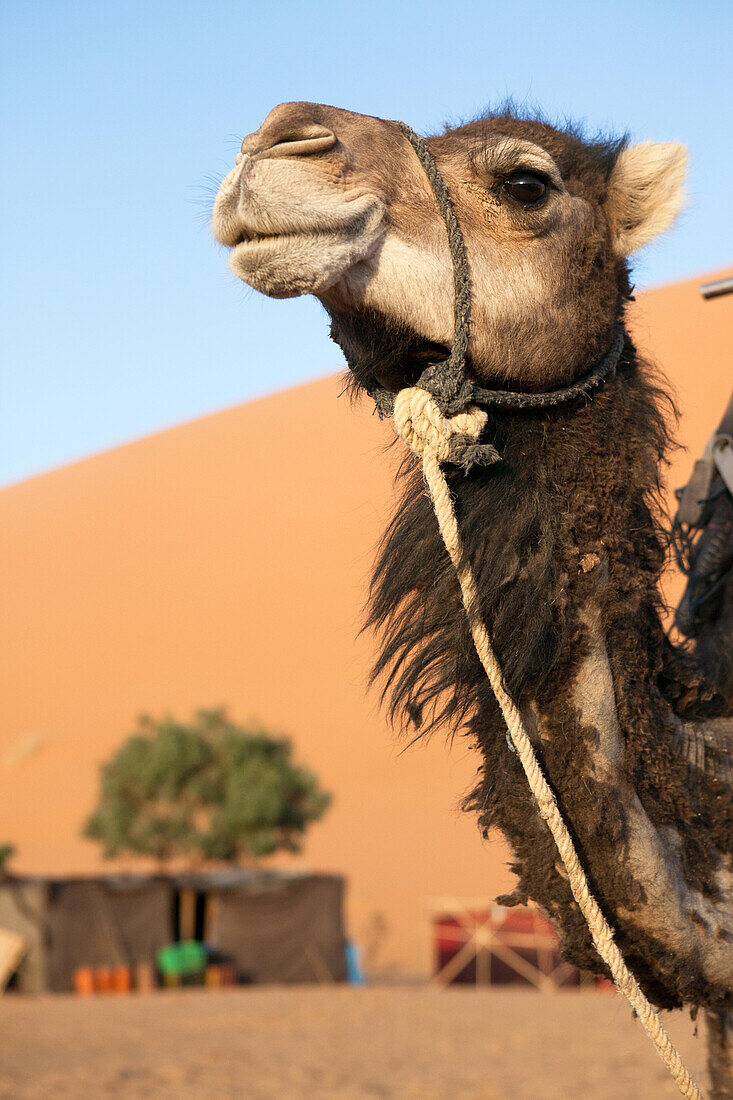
(211, 873, 346, 983)
(0, 871, 346, 993)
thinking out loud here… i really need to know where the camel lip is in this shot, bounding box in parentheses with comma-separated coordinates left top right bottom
(226, 228, 305, 254)
(229, 225, 348, 253)
(229, 229, 301, 252)
(222, 193, 386, 251)
(227, 229, 329, 271)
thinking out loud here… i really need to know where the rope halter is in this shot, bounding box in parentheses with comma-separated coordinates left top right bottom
(359, 120, 626, 464)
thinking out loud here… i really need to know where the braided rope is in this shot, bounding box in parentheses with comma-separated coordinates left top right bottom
(392, 387, 703, 1100)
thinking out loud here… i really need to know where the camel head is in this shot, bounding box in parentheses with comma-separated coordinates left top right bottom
(213, 102, 687, 391)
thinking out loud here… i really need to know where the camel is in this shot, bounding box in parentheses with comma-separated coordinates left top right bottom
(212, 102, 733, 1093)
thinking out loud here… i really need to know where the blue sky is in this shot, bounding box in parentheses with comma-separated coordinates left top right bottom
(2, 0, 731, 486)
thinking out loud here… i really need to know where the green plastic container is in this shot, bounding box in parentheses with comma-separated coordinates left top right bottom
(156, 940, 207, 977)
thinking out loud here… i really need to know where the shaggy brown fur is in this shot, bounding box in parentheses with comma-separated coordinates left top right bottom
(352, 326, 731, 1008)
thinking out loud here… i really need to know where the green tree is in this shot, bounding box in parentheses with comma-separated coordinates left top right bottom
(83, 709, 331, 863)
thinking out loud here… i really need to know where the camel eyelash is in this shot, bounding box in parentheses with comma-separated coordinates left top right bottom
(471, 136, 564, 192)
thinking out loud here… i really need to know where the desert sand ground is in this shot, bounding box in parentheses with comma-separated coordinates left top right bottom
(0, 985, 708, 1099)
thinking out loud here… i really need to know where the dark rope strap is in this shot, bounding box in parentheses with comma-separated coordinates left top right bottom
(365, 122, 625, 464)
(394, 122, 475, 414)
(470, 328, 624, 409)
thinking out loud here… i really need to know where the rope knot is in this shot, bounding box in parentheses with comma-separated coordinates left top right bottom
(393, 387, 500, 470)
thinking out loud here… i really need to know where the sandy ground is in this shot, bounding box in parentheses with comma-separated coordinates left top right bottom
(0, 986, 710, 1099)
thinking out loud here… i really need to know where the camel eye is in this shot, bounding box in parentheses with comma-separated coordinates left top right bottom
(503, 171, 548, 205)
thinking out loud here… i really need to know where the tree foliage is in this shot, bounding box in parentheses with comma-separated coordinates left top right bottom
(83, 710, 331, 863)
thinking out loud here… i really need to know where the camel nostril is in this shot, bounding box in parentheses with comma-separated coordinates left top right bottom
(241, 125, 336, 160)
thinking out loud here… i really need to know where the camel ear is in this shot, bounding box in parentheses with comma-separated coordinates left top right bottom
(606, 142, 688, 254)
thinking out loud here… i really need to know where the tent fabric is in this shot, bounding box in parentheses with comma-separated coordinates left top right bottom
(214, 874, 346, 983)
(45, 878, 173, 992)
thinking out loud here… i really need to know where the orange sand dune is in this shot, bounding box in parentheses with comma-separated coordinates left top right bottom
(1, 269, 730, 976)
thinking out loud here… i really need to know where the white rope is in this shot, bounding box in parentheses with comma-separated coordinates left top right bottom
(393, 386, 704, 1100)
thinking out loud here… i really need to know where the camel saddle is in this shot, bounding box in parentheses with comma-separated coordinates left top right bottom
(674, 388, 733, 636)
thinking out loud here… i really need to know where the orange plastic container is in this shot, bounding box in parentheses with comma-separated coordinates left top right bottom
(135, 962, 154, 993)
(204, 965, 221, 988)
(73, 966, 95, 995)
(112, 965, 131, 993)
(94, 965, 113, 993)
